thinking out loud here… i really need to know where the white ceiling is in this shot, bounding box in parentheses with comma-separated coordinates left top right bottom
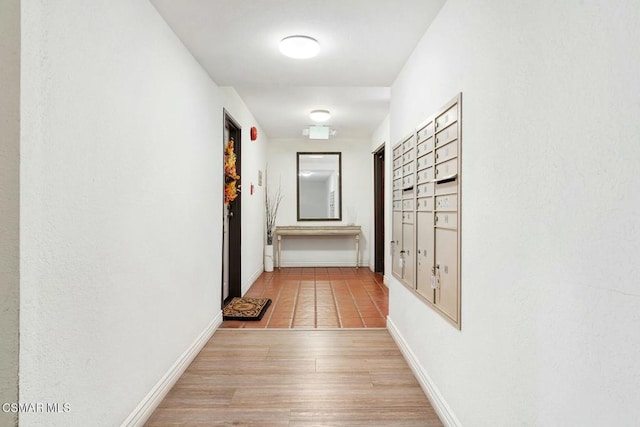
(150, 0, 446, 139)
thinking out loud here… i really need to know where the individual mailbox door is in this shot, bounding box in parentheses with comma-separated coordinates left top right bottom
(392, 212, 403, 278)
(416, 212, 434, 303)
(402, 224, 415, 287)
(435, 228, 458, 322)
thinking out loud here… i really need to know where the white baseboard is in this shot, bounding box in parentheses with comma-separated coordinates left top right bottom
(244, 265, 264, 294)
(121, 311, 223, 426)
(383, 275, 389, 287)
(387, 317, 461, 427)
(249, 266, 263, 284)
(277, 261, 368, 267)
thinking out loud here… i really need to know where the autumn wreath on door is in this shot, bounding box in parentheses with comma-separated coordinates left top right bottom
(224, 139, 240, 204)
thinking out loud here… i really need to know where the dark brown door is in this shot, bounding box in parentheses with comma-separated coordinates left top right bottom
(373, 146, 385, 273)
(223, 111, 242, 305)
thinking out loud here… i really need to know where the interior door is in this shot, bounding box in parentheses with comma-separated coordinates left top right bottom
(222, 127, 230, 302)
(373, 146, 385, 273)
(222, 111, 242, 306)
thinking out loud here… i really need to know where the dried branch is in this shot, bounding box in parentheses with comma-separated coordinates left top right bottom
(265, 174, 283, 245)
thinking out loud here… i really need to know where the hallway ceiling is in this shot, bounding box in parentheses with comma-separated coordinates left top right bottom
(150, 0, 446, 139)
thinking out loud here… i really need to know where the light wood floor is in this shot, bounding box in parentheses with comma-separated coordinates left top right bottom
(146, 329, 442, 426)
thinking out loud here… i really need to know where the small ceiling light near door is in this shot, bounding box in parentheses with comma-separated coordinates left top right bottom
(309, 109, 331, 122)
(279, 35, 320, 59)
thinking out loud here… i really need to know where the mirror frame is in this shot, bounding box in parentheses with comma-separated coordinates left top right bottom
(296, 152, 342, 221)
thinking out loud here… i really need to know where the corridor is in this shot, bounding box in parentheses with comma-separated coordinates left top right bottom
(221, 267, 388, 329)
(146, 329, 442, 426)
(145, 268, 444, 425)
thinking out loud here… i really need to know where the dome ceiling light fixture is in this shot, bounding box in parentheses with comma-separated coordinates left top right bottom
(279, 35, 320, 59)
(309, 109, 331, 122)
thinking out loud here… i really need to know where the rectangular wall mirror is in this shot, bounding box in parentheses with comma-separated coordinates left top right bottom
(297, 152, 342, 221)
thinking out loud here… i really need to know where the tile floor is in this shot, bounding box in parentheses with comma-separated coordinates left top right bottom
(221, 267, 388, 329)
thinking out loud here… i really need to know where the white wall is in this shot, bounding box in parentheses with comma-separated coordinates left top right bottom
(370, 115, 390, 273)
(20, 1, 224, 425)
(0, 0, 20, 425)
(267, 138, 372, 267)
(220, 87, 268, 294)
(388, 1, 640, 425)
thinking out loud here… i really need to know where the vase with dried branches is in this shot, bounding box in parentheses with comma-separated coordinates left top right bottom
(264, 177, 283, 271)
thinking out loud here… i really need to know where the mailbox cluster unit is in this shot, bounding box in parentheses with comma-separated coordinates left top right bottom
(391, 93, 462, 328)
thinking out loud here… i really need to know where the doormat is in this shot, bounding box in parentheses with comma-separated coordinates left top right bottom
(223, 297, 272, 321)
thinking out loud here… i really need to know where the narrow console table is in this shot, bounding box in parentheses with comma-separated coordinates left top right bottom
(275, 226, 362, 269)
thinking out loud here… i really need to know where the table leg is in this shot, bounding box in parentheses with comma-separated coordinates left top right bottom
(277, 235, 282, 270)
(355, 235, 360, 269)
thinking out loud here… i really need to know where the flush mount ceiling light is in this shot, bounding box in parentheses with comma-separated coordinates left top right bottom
(279, 35, 320, 59)
(309, 109, 331, 122)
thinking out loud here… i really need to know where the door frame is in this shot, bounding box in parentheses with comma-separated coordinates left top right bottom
(222, 110, 242, 306)
(373, 143, 385, 273)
